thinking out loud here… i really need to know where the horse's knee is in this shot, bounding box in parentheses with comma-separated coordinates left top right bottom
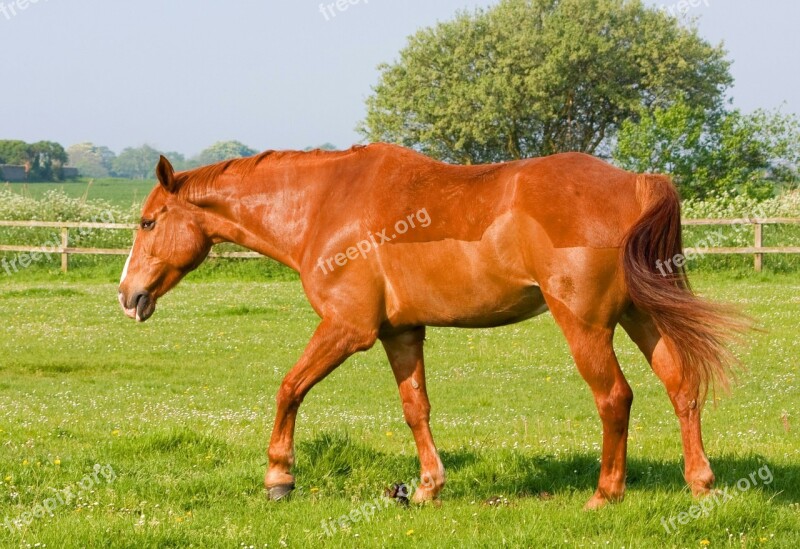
(276, 378, 304, 412)
(615, 382, 634, 412)
(596, 381, 633, 427)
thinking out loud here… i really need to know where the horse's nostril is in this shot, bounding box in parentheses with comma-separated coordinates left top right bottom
(130, 290, 155, 322)
(132, 291, 148, 309)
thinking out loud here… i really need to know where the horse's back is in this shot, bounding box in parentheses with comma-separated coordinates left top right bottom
(357, 145, 642, 249)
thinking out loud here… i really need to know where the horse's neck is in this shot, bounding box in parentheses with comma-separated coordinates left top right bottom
(195, 161, 328, 271)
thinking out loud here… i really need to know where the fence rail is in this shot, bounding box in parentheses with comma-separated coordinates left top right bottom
(682, 217, 800, 272)
(0, 220, 261, 272)
(1, 218, 799, 273)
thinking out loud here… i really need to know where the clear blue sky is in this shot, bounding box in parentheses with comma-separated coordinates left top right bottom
(1, 0, 797, 157)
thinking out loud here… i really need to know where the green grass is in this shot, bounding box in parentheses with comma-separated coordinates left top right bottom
(0, 274, 798, 547)
(2, 178, 156, 208)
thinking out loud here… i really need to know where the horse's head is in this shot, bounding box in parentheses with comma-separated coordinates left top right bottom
(118, 156, 212, 322)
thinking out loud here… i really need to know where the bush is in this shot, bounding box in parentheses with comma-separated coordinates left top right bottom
(0, 189, 134, 223)
(0, 190, 137, 277)
(682, 190, 800, 219)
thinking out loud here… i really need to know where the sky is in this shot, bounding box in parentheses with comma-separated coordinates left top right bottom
(1, 0, 798, 157)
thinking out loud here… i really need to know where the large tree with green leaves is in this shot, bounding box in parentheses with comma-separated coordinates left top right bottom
(359, 0, 731, 164)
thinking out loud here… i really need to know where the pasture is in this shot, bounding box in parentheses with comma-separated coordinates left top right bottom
(0, 272, 798, 547)
(2, 179, 155, 209)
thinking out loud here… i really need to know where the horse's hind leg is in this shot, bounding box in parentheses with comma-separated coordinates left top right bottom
(380, 326, 445, 502)
(544, 294, 633, 509)
(620, 308, 715, 496)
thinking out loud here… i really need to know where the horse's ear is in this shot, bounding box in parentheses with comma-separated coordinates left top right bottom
(156, 155, 178, 193)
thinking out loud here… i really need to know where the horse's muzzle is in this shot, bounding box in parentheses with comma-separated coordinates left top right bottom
(119, 290, 156, 322)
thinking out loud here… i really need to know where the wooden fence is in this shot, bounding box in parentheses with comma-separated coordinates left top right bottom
(682, 217, 800, 272)
(0, 220, 260, 272)
(1, 218, 799, 273)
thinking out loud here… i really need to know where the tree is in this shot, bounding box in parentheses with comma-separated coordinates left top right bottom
(0, 140, 68, 181)
(0, 140, 30, 165)
(359, 0, 732, 164)
(191, 141, 257, 167)
(112, 145, 163, 180)
(67, 143, 117, 178)
(613, 101, 800, 199)
(27, 141, 68, 181)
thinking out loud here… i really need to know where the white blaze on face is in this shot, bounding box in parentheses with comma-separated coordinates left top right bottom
(120, 237, 135, 285)
(119, 238, 137, 319)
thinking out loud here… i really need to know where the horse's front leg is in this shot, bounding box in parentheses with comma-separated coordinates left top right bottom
(381, 327, 445, 502)
(265, 317, 377, 499)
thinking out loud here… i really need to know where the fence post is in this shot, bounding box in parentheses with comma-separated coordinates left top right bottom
(753, 222, 763, 273)
(60, 227, 69, 272)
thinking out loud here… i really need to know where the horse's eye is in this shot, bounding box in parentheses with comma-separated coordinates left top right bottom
(140, 220, 155, 231)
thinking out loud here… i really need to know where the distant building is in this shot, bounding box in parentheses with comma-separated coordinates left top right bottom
(0, 164, 26, 182)
(0, 164, 79, 181)
(61, 167, 79, 179)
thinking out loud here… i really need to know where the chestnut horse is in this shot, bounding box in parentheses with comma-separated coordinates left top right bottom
(118, 144, 744, 509)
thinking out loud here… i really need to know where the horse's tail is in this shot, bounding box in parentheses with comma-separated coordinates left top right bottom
(622, 174, 749, 401)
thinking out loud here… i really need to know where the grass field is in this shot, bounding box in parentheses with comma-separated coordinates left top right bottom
(2, 178, 156, 209)
(0, 273, 797, 547)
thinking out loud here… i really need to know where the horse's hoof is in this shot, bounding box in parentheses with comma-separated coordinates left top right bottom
(267, 483, 295, 501)
(689, 476, 715, 498)
(411, 489, 440, 505)
(584, 489, 623, 510)
(583, 494, 608, 510)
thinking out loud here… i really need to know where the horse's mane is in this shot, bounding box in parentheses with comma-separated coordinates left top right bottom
(175, 145, 369, 201)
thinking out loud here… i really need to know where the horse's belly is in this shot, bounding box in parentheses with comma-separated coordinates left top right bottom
(421, 284, 548, 328)
(378, 232, 547, 328)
